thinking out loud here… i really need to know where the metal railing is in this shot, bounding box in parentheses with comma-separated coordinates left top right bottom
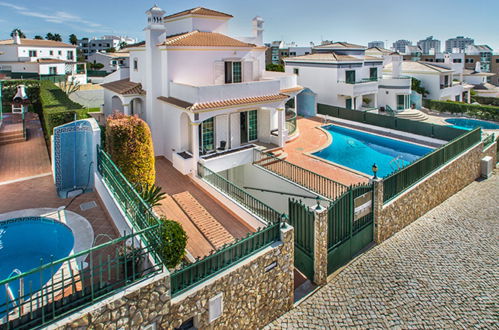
(383, 128, 482, 202)
(286, 110, 297, 135)
(253, 149, 348, 200)
(483, 133, 495, 149)
(338, 77, 378, 84)
(96, 147, 163, 263)
(197, 162, 283, 224)
(0, 225, 162, 329)
(170, 222, 281, 296)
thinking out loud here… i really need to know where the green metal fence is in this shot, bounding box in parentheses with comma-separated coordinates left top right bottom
(383, 128, 482, 202)
(97, 147, 163, 262)
(253, 149, 348, 200)
(0, 225, 162, 329)
(170, 222, 281, 296)
(198, 162, 283, 224)
(483, 133, 495, 149)
(318, 103, 464, 141)
(286, 110, 297, 135)
(87, 70, 108, 77)
(288, 199, 315, 279)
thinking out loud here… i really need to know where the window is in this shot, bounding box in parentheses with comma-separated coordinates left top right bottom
(175, 318, 194, 330)
(435, 59, 444, 63)
(224, 61, 242, 84)
(290, 52, 296, 56)
(496, 59, 499, 63)
(444, 75, 449, 87)
(345, 70, 356, 84)
(28, 50, 37, 57)
(49, 50, 53, 55)
(49, 66, 57, 75)
(305, 52, 310, 55)
(67, 51, 74, 60)
(453, 59, 462, 63)
(248, 110, 258, 141)
(133, 59, 138, 70)
(293, 68, 299, 75)
(208, 293, 223, 323)
(199, 118, 215, 153)
(58, 50, 62, 55)
(470, 59, 474, 63)
(111, 60, 117, 65)
(369, 67, 378, 80)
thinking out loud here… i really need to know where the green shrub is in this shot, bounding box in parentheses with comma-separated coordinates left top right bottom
(43, 108, 89, 138)
(39, 80, 83, 111)
(472, 95, 499, 107)
(105, 113, 155, 186)
(158, 218, 187, 268)
(1, 80, 40, 108)
(423, 99, 499, 121)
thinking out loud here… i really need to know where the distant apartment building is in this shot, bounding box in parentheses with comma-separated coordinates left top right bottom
(417, 36, 440, 54)
(465, 44, 493, 72)
(78, 35, 137, 60)
(445, 36, 474, 53)
(392, 40, 412, 53)
(368, 41, 385, 48)
(266, 41, 311, 66)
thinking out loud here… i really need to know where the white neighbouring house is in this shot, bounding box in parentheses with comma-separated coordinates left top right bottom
(284, 43, 413, 112)
(102, 6, 301, 175)
(0, 32, 87, 84)
(383, 61, 472, 102)
(87, 51, 130, 73)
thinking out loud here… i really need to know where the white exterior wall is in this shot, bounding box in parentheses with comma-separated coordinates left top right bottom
(129, 49, 146, 85)
(285, 65, 339, 105)
(0, 44, 76, 62)
(165, 16, 229, 36)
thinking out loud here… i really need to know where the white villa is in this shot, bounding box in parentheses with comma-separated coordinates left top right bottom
(88, 50, 130, 73)
(102, 6, 301, 174)
(0, 32, 87, 84)
(384, 60, 472, 102)
(284, 43, 412, 112)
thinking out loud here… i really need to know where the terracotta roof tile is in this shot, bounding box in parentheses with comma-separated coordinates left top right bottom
(158, 94, 288, 112)
(164, 7, 233, 20)
(284, 53, 362, 63)
(315, 42, 366, 49)
(101, 79, 145, 95)
(0, 38, 75, 48)
(160, 30, 259, 48)
(280, 86, 304, 94)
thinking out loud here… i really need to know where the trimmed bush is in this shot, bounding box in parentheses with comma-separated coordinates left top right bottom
(472, 95, 499, 107)
(105, 113, 155, 186)
(43, 108, 89, 139)
(39, 80, 83, 111)
(158, 218, 187, 268)
(423, 99, 499, 121)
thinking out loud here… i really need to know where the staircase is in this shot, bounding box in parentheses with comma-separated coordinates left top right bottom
(0, 122, 25, 145)
(395, 109, 429, 122)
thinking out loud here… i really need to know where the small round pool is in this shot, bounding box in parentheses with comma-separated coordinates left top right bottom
(0, 217, 74, 315)
(445, 118, 499, 130)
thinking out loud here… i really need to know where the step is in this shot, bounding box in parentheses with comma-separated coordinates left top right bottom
(172, 191, 234, 249)
(0, 135, 25, 145)
(0, 130, 24, 138)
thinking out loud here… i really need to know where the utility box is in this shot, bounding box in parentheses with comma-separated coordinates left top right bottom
(480, 156, 493, 179)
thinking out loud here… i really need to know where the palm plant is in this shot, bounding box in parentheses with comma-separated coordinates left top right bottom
(135, 183, 166, 208)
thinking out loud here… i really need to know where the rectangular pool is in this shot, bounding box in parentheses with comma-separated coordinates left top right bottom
(312, 125, 433, 178)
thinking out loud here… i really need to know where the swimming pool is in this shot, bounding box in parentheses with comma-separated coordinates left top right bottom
(445, 118, 499, 130)
(0, 217, 74, 316)
(313, 125, 433, 178)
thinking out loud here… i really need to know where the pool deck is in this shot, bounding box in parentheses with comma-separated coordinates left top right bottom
(283, 117, 369, 186)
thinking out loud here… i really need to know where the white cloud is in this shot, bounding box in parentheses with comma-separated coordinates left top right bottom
(0, 1, 26, 11)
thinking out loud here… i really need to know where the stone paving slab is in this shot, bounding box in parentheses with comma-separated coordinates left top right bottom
(268, 170, 499, 329)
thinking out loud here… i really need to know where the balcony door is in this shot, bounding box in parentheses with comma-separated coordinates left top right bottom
(346, 98, 353, 110)
(345, 70, 356, 84)
(199, 117, 215, 154)
(240, 110, 257, 144)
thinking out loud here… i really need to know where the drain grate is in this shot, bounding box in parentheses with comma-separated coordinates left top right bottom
(80, 201, 97, 211)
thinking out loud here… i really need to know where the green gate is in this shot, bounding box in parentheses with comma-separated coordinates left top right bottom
(288, 198, 315, 279)
(327, 184, 374, 274)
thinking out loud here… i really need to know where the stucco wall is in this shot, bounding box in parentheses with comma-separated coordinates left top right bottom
(375, 141, 497, 242)
(54, 225, 294, 329)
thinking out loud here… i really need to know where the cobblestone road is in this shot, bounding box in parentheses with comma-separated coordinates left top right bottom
(269, 171, 499, 329)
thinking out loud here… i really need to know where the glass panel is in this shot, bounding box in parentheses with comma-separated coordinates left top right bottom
(201, 118, 215, 152)
(370, 67, 377, 80)
(397, 95, 405, 110)
(346, 98, 352, 109)
(233, 62, 242, 83)
(248, 110, 258, 141)
(346, 70, 355, 84)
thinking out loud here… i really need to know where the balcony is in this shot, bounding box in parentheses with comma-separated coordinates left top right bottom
(336, 78, 378, 97)
(379, 75, 411, 90)
(170, 79, 282, 104)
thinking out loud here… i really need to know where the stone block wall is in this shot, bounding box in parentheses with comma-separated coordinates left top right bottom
(375, 141, 497, 243)
(54, 225, 294, 330)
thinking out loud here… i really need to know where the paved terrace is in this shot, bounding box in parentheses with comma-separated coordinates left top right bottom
(269, 170, 499, 329)
(283, 117, 369, 186)
(154, 157, 255, 259)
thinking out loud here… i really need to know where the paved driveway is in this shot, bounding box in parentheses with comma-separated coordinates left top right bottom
(269, 171, 499, 329)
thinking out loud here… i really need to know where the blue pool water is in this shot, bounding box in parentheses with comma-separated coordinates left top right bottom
(0, 217, 74, 316)
(313, 125, 433, 178)
(445, 118, 499, 130)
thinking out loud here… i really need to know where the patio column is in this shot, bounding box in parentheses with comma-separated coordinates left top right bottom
(191, 122, 200, 173)
(277, 107, 286, 147)
(467, 90, 471, 103)
(373, 93, 378, 108)
(122, 103, 130, 116)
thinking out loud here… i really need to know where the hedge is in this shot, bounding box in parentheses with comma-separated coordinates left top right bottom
(472, 95, 499, 107)
(39, 80, 83, 111)
(423, 99, 499, 121)
(105, 113, 155, 186)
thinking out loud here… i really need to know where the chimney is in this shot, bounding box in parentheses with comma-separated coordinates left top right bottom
(12, 31, 21, 44)
(252, 16, 264, 46)
(475, 61, 481, 73)
(392, 55, 401, 78)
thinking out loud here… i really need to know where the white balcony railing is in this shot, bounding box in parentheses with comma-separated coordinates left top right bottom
(170, 79, 281, 104)
(379, 75, 411, 90)
(336, 79, 378, 96)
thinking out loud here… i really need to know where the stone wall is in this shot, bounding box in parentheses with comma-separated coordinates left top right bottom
(54, 225, 294, 330)
(313, 205, 328, 285)
(375, 141, 497, 243)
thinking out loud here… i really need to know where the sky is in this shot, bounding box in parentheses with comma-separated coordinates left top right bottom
(0, 0, 498, 51)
